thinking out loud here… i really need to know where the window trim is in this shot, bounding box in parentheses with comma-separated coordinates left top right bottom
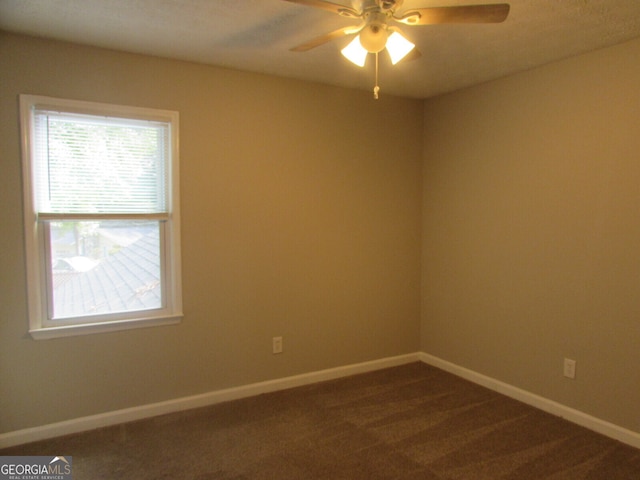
(20, 95, 183, 339)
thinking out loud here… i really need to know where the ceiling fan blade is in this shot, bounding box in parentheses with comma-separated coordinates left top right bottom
(282, 0, 360, 18)
(290, 25, 363, 52)
(395, 3, 510, 25)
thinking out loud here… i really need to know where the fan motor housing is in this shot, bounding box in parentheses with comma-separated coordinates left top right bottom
(360, 11, 390, 52)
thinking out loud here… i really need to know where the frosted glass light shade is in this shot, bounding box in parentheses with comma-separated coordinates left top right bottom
(341, 36, 368, 67)
(359, 24, 388, 53)
(386, 31, 415, 65)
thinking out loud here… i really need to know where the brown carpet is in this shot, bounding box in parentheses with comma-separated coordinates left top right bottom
(2, 362, 639, 479)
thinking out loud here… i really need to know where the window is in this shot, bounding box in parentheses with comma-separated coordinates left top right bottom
(20, 95, 182, 339)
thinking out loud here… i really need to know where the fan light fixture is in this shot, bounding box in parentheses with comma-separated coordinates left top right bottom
(340, 27, 415, 99)
(341, 27, 415, 67)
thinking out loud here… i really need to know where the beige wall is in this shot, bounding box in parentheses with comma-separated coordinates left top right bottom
(422, 38, 640, 433)
(3, 29, 640, 438)
(0, 32, 423, 432)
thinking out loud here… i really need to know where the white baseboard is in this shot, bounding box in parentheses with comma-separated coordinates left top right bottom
(0, 353, 420, 449)
(3, 352, 639, 451)
(419, 352, 640, 450)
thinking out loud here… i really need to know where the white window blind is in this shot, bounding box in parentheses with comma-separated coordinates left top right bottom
(33, 110, 169, 215)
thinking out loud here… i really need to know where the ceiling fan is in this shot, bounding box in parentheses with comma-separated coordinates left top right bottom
(284, 0, 510, 98)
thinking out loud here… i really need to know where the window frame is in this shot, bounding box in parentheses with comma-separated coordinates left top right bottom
(20, 95, 183, 339)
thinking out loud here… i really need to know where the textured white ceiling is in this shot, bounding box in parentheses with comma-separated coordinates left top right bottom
(2, 0, 640, 99)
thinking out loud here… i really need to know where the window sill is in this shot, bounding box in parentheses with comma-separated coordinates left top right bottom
(29, 314, 183, 340)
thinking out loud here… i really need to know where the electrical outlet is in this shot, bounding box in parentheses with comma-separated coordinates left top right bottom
(272, 336, 283, 354)
(563, 358, 576, 379)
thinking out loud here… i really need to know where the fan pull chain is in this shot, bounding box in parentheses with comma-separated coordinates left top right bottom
(373, 52, 380, 100)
